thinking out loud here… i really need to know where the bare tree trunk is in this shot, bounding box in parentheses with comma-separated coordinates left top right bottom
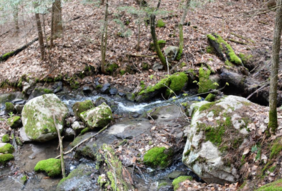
(268, 0, 282, 133)
(177, 0, 190, 61)
(13, 6, 19, 35)
(101, 0, 109, 74)
(51, 0, 63, 48)
(34, 3, 45, 60)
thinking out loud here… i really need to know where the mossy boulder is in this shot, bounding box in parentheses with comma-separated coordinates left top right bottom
(143, 147, 173, 169)
(34, 158, 61, 177)
(0, 154, 14, 164)
(172, 176, 193, 191)
(136, 72, 188, 102)
(7, 116, 22, 128)
(0, 143, 14, 154)
(72, 100, 94, 119)
(21, 94, 69, 142)
(1, 134, 10, 143)
(80, 103, 112, 129)
(56, 163, 96, 191)
(207, 33, 242, 66)
(183, 95, 266, 184)
(5, 102, 15, 113)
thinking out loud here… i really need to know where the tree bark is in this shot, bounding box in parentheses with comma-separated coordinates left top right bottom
(268, 0, 282, 133)
(34, 3, 45, 60)
(150, 0, 167, 71)
(13, 6, 19, 34)
(101, 0, 109, 74)
(177, 0, 190, 61)
(51, 0, 63, 48)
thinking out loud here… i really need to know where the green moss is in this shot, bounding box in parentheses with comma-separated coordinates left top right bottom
(199, 102, 216, 112)
(1, 134, 9, 143)
(172, 176, 193, 191)
(106, 63, 119, 74)
(21, 175, 27, 184)
(206, 46, 214, 54)
(207, 34, 242, 66)
(269, 165, 276, 172)
(270, 139, 282, 159)
(0, 51, 14, 61)
(120, 70, 126, 75)
(143, 147, 172, 169)
(16, 137, 23, 146)
(43, 89, 53, 94)
(269, 110, 278, 133)
(156, 19, 165, 27)
(205, 93, 216, 101)
(80, 127, 89, 135)
(158, 182, 168, 190)
(5, 102, 14, 113)
(72, 100, 94, 118)
(142, 63, 149, 70)
(0, 143, 14, 154)
(7, 116, 20, 128)
(34, 158, 61, 177)
(198, 67, 216, 93)
(96, 84, 102, 89)
(239, 53, 253, 63)
(256, 179, 282, 191)
(0, 154, 14, 164)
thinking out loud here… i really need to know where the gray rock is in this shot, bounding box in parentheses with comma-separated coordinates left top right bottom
(21, 94, 69, 142)
(53, 81, 63, 93)
(100, 83, 110, 94)
(109, 87, 118, 95)
(71, 121, 85, 131)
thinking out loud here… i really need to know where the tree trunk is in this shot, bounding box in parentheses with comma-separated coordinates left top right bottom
(13, 6, 19, 35)
(101, 0, 109, 74)
(177, 0, 190, 61)
(150, 0, 167, 71)
(268, 0, 282, 133)
(34, 3, 45, 60)
(51, 0, 63, 48)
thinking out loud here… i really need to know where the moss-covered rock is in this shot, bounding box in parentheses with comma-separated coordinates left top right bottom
(256, 179, 282, 191)
(172, 176, 193, 191)
(21, 94, 69, 142)
(80, 103, 112, 129)
(205, 93, 216, 102)
(207, 33, 242, 66)
(34, 158, 61, 177)
(157, 19, 166, 27)
(143, 147, 173, 169)
(0, 93, 17, 105)
(198, 67, 217, 93)
(136, 72, 188, 102)
(7, 116, 21, 128)
(1, 134, 10, 143)
(72, 100, 94, 119)
(0, 154, 14, 164)
(5, 102, 14, 113)
(0, 143, 14, 154)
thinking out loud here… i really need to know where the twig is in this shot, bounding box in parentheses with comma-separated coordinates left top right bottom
(165, 56, 170, 75)
(246, 83, 269, 100)
(53, 115, 66, 178)
(55, 125, 108, 159)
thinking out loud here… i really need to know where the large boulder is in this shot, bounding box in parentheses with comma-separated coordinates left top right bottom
(182, 96, 268, 184)
(21, 94, 69, 142)
(80, 102, 112, 129)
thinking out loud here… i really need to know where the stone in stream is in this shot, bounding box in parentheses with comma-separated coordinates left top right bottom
(80, 102, 112, 129)
(34, 158, 61, 177)
(72, 100, 94, 119)
(100, 83, 111, 94)
(182, 95, 270, 184)
(7, 115, 22, 129)
(53, 81, 63, 93)
(29, 87, 54, 100)
(21, 94, 69, 142)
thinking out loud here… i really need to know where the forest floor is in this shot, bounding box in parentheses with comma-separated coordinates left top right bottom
(0, 0, 276, 93)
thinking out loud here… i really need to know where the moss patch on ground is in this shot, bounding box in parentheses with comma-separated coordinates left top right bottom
(0, 154, 14, 164)
(143, 147, 173, 169)
(34, 158, 61, 177)
(1, 134, 10, 143)
(0, 143, 14, 154)
(157, 19, 166, 27)
(172, 176, 193, 191)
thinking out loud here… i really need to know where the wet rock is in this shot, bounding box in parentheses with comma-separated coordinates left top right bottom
(56, 163, 98, 191)
(0, 93, 17, 105)
(100, 83, 111, 94)
(29, 87, 53, 100)
(15, 104, 24, 114)
(109, 87, 118, 95)
(7, 116, 22, 129)
(94, 97, 107, 107)
(63, 128, 76, 140)
(126, 92, 135, 102)
(80, 103, 112, 129)
(72, 100, 94, 119)
(11, 99, 26, 105)
(182, 95, 270, 184)
(23, 78, 36, 95)
(71, 121, 85, 132)
(118, 91, 125, 97)
(21, 94, 69, 142)
(53, 81, 63, 93)
(82, 85, 92, 94)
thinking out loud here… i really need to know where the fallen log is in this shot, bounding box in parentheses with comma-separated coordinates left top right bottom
(0, 37, 38, 62)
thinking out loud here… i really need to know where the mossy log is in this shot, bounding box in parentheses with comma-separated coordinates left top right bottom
(220, 69, 282, 106)
(0, 38, 38, 62)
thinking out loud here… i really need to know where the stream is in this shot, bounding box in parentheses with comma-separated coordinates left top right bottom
(0, 91, 203, 191)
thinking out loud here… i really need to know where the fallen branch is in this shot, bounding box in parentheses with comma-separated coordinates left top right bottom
(55, 125, 108, 159)
(227, 38, 247, 45)
(246, 82, 269, 100)
(53, 115, 66, 178)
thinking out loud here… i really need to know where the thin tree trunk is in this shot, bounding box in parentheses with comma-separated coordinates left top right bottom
(150, 0, 167, 71)
(177, 0, 190, 61)
(13, 6, 19, 35)
(101, 0, 109, 74)
(51, 0, 63, 48)
(268, 0, 282, 133)
(34, 3, 45, 60)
